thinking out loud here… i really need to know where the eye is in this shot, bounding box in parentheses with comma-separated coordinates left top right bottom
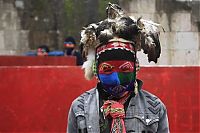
(119, 62, 134, 72)
(120, 66, 132, 72)
(99, 63, 114, 74)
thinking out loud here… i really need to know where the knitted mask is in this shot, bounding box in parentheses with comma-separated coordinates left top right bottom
(64, 41, 75, 55)
(96, 40, 136, 97)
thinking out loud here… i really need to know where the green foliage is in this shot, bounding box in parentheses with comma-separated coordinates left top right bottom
(63, 0, 120, 41)
(64, 0, 88, 40)
(31, 0, 48, 15)
(64, 0, 74, 19)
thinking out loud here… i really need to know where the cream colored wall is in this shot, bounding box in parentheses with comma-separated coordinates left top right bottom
(123, 0, 200, 66)
(0, 0, 29, 55)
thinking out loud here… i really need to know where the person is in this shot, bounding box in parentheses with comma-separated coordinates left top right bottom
(64, 37, 83, 65)
(37, 45, 50, 56)
(67, 3, 169, 133)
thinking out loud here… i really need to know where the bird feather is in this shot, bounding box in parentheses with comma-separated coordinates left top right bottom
(80, 3, 164, 78)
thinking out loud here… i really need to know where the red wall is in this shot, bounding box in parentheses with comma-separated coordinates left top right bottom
(138, 67, 199, 133)
(0, 66, 199, 132)
(0, 56, 76, 66)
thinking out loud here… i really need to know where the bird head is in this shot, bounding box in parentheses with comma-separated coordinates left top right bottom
(106, 2, 125, 19)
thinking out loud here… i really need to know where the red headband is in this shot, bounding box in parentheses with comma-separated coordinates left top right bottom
(96, 41, 135, 58)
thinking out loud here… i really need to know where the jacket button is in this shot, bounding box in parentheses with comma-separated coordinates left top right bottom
(88, 125, 92, 129)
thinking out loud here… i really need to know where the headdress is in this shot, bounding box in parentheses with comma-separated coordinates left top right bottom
(81, 3, 163, 80)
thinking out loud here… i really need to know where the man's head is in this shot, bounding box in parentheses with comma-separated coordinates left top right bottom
(37, 45, 49, 56)
(81, 3, 162, 97)
(95, 39, 136, 97)
(64, 37, 76, 55)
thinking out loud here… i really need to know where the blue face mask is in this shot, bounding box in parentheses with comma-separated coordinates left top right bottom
(98, 72, 135, 97)
(64, 48, 74, 55)
(98, 61, 136, 97)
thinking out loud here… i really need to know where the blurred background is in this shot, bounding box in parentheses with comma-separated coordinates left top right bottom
(0, 0, 199, 132)
(0, 0, 199, 65)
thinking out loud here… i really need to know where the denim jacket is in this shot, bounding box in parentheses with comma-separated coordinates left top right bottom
(67, 82, 170, 133)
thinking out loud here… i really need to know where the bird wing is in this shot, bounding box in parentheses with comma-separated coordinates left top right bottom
(138, 19, 163, 63)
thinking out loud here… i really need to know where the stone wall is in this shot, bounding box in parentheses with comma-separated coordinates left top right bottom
(0, 0, 199, 65)
(120, 0, 200, 66)
(0, 0, 117, 55)
(0, 0, 29, 55)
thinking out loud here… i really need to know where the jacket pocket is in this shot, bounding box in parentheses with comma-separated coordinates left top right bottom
(75, 112, 87, 132)
(125, 113, 159, 133)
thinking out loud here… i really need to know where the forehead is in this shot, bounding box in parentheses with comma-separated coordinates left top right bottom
(96, 42, 135, 59)
(96, 41, 136, 64)
(97, 49, 136, 64)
